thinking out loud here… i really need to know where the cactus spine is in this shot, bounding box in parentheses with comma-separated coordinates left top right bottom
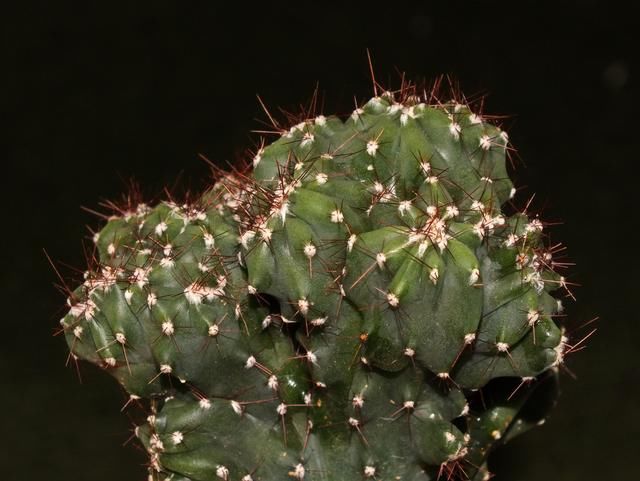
(60, 86, 572, 481)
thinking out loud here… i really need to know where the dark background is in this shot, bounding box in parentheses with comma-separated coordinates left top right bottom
(2, 1, 636, 480)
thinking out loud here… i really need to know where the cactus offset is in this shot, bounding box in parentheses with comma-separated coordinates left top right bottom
(60, 86, 573, 481)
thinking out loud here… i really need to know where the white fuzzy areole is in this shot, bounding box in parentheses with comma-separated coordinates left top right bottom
(330, 209, 344, 223)
(366, 139, 379, 156)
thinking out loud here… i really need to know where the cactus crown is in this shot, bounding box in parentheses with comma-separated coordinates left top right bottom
(60, 83, 573, 481)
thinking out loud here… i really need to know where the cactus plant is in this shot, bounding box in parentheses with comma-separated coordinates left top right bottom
(59, 83, 574, 481)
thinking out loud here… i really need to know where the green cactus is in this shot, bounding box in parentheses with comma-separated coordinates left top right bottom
(60, 87, 572, 481)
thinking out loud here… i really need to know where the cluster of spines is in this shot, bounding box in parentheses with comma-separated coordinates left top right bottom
(59, 85, 577, 481)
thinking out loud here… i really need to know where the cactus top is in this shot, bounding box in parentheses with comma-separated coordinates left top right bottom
(61, 91, 570, 481)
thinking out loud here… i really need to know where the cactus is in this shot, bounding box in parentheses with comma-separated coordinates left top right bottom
(59, 85, 574, 481)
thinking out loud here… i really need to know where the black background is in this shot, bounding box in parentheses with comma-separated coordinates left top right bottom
(2, 1, 637, 480)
